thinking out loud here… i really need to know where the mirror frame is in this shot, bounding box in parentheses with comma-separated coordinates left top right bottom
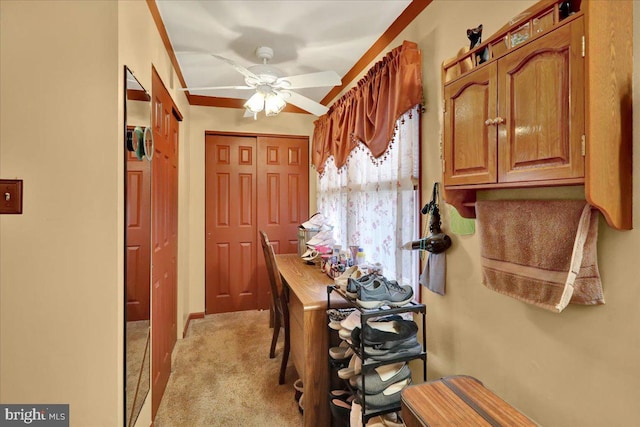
(124, 66, 152, 427)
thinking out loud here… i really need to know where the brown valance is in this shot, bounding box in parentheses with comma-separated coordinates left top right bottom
(312, 40, 423, 174)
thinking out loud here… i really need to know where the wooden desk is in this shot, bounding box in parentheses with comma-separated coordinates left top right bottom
(275, 254, 346, 427)
(401, 375, 537, 427)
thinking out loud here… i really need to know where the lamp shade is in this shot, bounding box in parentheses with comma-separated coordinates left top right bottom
(265, 93, 287, 116)
(244, 92, 265, 113)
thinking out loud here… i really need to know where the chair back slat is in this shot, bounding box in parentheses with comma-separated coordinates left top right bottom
(259, 230, 284, 309)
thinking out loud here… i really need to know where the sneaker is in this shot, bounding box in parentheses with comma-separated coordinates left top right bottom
(357, 278, 414, 309)
(346, 273, 377, 298)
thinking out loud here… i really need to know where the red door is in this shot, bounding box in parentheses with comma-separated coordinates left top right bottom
(151, 68, 179, 419)
(126, 146, 151, 321)
(256, 136, 309, 309)
(205, 133, 309, 314)
(205, 134, 258, 314)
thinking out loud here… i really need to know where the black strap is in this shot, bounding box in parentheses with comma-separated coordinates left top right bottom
(442, 378, 502, 427)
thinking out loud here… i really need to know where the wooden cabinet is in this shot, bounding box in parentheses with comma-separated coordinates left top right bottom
(441, 0, 633, 230)
(499, 18, 584, 183)
(443, 62, 497, 185)
(444, 17, 584, 187)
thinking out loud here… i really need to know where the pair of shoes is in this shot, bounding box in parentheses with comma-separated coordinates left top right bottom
(329, 389, 356, 427)
(327, 308, 355, 330)
(329, 340, 354, 361)
(361, 378, 411, 409)
(334, 265, 365, 291)
(301, 213, 331, 230)
(355, 362, 411, 395)
(337, 310, 361, 342)
(364, 335, 422, 361)
(337, 354, 361, 380)
(352, 316, 418, 346)
(301, 248, 320, 262)
(366, 412, 404, 427)
(357, 276, 414, 309)
(306, 230, 334, 247)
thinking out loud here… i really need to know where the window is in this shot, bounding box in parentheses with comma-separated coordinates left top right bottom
(317, 106, 421, 293)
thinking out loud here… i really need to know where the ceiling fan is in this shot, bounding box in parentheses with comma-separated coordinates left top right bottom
(180, 46, 341, 118)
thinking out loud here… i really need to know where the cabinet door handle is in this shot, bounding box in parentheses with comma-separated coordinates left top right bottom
(494, 117, 505, 124)
(484, 118, 495, 126)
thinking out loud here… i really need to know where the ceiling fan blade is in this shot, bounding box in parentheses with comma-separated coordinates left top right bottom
(276, 71, 341, 89)
(180, 85, 254, 92)
(210, 54, 259, 81)
(285, 91, 329, 116)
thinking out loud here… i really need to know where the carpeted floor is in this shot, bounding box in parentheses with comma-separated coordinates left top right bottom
(155, 310, 303, 427)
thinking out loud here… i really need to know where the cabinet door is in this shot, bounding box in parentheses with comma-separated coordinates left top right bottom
(443, 62, 498, 186)
(497, 17, 585, 183)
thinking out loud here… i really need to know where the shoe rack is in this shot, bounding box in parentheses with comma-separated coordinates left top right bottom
(327, 286, 427, 425)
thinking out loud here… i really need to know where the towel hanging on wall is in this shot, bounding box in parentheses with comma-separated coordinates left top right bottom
(476, 200, 604, 313)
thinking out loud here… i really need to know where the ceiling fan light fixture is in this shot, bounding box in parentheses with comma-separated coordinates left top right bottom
(265, 92, 287, 116)
(244, 91, 265, 113)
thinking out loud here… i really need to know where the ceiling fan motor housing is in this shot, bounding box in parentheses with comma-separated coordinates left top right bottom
(255, 46, 274, 61)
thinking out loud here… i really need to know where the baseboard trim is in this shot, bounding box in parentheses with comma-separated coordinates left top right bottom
(182, 312, 205, 338)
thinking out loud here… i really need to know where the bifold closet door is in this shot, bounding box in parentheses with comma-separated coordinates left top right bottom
(205, 134, 259, 314)
(205, 133, 309, 314)
(256, 136, 309, 310)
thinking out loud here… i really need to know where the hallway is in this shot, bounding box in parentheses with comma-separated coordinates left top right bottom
(155, 310, 302, 426)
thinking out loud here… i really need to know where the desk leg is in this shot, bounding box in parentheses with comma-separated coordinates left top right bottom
(303, 308, 329, 427)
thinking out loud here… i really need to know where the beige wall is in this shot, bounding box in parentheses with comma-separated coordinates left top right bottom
(387, 1, 639, 425)
(0, 1, 121, 425)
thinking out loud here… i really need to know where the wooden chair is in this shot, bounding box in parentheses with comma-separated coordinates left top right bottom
(259, 230, 290, 385)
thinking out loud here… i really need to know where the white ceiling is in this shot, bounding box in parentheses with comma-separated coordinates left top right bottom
(155, 0, 413, 108)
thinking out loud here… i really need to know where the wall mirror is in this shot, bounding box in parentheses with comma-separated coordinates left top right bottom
(124, 66, 152, 427)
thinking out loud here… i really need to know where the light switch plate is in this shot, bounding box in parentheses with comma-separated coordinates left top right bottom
(0, 179, 23, 214)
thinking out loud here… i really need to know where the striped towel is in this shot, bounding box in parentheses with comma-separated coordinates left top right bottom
(476, 200, 603, 313)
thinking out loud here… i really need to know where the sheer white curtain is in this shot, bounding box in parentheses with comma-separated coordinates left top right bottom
(317, 106, 420, 292)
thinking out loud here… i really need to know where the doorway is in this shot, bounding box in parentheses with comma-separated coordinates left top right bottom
(204, 132, 309, 314)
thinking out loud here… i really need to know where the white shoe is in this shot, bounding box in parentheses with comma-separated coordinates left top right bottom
(337, 354, 361, 379)
(306, 230, 334, 246)
(334, 265, 364, 291)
